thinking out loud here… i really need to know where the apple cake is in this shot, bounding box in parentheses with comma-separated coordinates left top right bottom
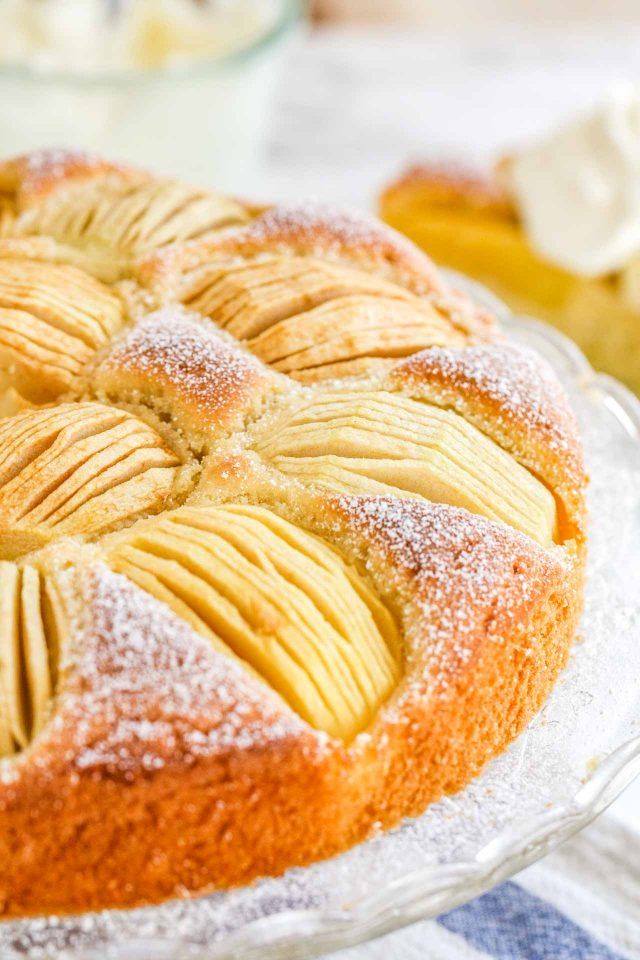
(0, 150, 586, 917)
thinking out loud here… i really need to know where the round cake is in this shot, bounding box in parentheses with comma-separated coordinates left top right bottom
(0, 150, 586, 917)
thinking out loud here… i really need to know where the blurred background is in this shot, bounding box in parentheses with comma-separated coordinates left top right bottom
(272, 1, 640, 206)
(3, 0, 640, 198)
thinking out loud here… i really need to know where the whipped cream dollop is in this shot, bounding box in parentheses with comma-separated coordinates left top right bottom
(508, 87, 640, 277)
(0, 0, 271, 74)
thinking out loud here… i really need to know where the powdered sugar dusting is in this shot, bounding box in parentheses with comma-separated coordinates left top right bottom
(103, 306, 268, 419)
(24, 148, 100, 178)
(330, 495, 564, 688)
(137, 200, 495, 340)
(244, 201, 418, 250)
(208, 201, 495, 339)
(233, 201, 445, 291)
(67, 565, 308, 773)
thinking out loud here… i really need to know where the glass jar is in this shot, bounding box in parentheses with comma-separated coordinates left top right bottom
(0, 0, 301, 191)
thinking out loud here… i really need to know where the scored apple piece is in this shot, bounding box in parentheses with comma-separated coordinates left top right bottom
(0, 562, 65, 757)
(248, 295, 468, 382)
(0, 257, 124, 403)
(181, 255, 416, 337)
(0, 402, 180, 551)
(107, 504, 402, 741)
(180, 253, 468, 381)
(253, 391, 558, 547)
(17, 176, 249, 281)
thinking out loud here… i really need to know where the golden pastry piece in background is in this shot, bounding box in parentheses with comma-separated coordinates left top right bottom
(380, 166, 640, 393)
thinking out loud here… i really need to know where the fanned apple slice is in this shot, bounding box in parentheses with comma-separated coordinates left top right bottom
(0, 562, 64, 758)
(108, 504, 402, 741)
(254, 391, 557, 547)
(0, 402, 180, 547)
(0, 257, 124, 402)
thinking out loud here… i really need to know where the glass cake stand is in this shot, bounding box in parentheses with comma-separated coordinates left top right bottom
(3, 282, 640, 960)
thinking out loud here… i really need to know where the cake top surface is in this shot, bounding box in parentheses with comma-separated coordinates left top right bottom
(0, 148, 585, 777)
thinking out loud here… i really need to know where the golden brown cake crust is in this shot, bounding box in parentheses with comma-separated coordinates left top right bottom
(0, 150, 587, 918)
(91, 310, 282, 452)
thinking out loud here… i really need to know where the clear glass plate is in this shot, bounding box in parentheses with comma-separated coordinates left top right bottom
(3, 285, 640, 960)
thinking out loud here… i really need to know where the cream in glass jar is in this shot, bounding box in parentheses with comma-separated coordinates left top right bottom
(0, 0, 300, 190)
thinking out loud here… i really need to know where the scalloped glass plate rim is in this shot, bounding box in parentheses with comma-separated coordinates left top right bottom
(4, 279, 640, 960)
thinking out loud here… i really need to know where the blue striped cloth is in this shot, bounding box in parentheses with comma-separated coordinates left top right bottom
(323, 817, 640, 960)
